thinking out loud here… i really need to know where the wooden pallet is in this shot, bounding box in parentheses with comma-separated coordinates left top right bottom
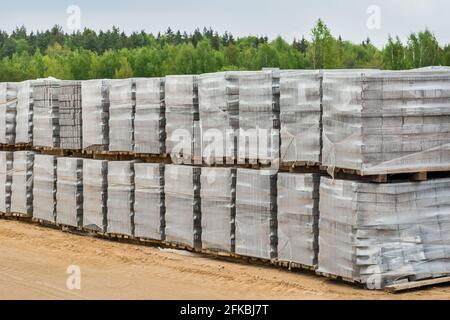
(274, 260, 317, 272)
(316, 271, 362, 285)
(385, 276, 450, 293)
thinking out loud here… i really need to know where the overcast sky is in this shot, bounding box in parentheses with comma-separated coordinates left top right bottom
(1, 0, 449, 48)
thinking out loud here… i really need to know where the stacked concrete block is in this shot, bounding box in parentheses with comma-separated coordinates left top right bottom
(200, 167, 236, 252)
(134, 78, 166, 154)
(15, 81, 33, 144)
(198, 72, 240, 165)
(134, 163, 165, 240)
(10, 151, 34, 216)
(322, 69, 450, 175)
(235, 168, 277, 259)
(33, 79, 60, 148)
(56, 158, 83, 227)
(33, 154, 57, 223)
(0, 151, 13, 213)
(279, 70, 322, 165)
(0, 83, 17, 145)
(109, 79, 135, 152)
(107, 161, 135, 236)
(59, 81, 82, 150)
(164, 165, 201, 248)
(165, 75, 200, 164)
(83, 159, 108, 233)
(277, 173, 320, 267)
(82, 79, 110, 151)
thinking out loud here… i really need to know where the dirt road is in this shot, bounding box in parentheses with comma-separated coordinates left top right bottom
(0, 219, 449, 300)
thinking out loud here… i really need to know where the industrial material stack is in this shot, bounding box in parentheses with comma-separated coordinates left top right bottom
(15, 81, 33, 145)
(33, 79, 60, 148)
(32, 154, 57, 224)
(10, 151, 34, 216)
(59, 81, 82, 150)
(0, 151, 13, 214)
(83, 159, 108, 233)
(0, 82, 17, 145)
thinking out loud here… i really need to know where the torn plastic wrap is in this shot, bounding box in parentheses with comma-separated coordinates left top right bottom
(165, 75, 200, 164)
(319, 176, 450, 289)
(279, 70, 322, 165)
(322, 69, 450, 175)
(109, 79, 135, 152)
(10, 151, 34, 215)
(164, 164, 201, 248)
(33, 154, 57, 223)
(200, 167, 236, 252)
(0, 82, 17, 145)
(134, 78, 166, 155)
(59, 81, 82, 150)
(0, 151, 13, 213)
(134, 163, 165, 240)
(107, 161, 135, 236)
(83, 159, 108, 233)
(82, 79, 110, 151)
(238, 70, 280, 165)
(198, 72, 240, 165)
(277, 173, 320, 267)
(235, 168, 277, 259)
(56, 157, 83, 227)
(15, 81, 33, 144)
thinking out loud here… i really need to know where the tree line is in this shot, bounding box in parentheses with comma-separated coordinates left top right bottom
(0, 19, 449, 82)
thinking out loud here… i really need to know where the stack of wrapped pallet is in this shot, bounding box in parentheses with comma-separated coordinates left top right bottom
(134, 78, 166, 155)
(33, 154, 57, 223)
(0, 82, 17, 145)
(0, 151, 13, 214)
(109, 79, 135, 152)
(15, 81, 33, 145)
(10, 151, 34, 216)
(56, 158, 83, 227)
(164, 165, 202, 248)
(198, 72, 240, 165)
(33, 79, 60, 148)
(279, 70, 322, 166)
(59, 81, 82, 150)
(165, 75, 200, 164)
(200, 167, 236, 252)
(83, 159, 108, 232)
(134, 163, 165, 240)
(82, 79, 110, 151)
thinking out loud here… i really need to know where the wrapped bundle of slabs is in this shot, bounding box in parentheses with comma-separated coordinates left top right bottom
(56, 158, 83, 228)
(200, 167, 236, 252)
(0, 83, 17, 145)
(83, 159, 108, 233)
(277, 173, 320, 267)
(165, 75, 200, 164)
(109, 79, 135, 152)
(134, 163, 165, 240)
(164, 165, 201, 248)
(134, 78, 166, 155)
(0, 151, 13, 213)
(82, 79, 110, 151)
(107, 161, 135, 236)
(235, 168, 277, 259)
(33, 154, 57, 223)
(15, 81, 33, 145)
(10, 151, 34, 216)
(238, 70, 280, 165)
(279, 70, 322, 165)
(322, 69, 450, 175)
(33, 79, 60, 148)
(198, 72, 240, 165)
(59, 81, 82, 150)
(319, 177, 450, 290)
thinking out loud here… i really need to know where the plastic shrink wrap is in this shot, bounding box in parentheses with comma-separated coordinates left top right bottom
(83, 159, 108, 232)
(33, 79, 60, 148)
(59, 81, 82, 149)
(0, 151, 13, 213)
(0, 82, 17, 145)
(10, 151, 34, 215)
(33, 154, 57, 223)
(15, 81, 33, 144)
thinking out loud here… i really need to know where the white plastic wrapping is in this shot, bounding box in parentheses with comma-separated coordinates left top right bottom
(83, 159, 108, 232)
(109, 79, 135, 152)
(164, 164, 201, 248)
(0, 82, 17, 145)
(319, 176, 450, 289)
(134, 78, 166, 154)
(33, 154, 57, 223)
(134, 163, 165, 240)
(235, 168, 277, 259)
(279, 70, 322, 164)
(277, 173, 319, 266)
(56, 157, 83, 227)
(107, 161, 135, 236)
(82, 79, 110, 150)
(322, 69, 450, 175)
(15, 81, 33, 144)
(0, 151, 13, 213)
(59, 81, 82, 150)
(10, 151, 34, 215)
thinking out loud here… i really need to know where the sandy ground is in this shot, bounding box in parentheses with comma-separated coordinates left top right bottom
(0, 219, 450, 300)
